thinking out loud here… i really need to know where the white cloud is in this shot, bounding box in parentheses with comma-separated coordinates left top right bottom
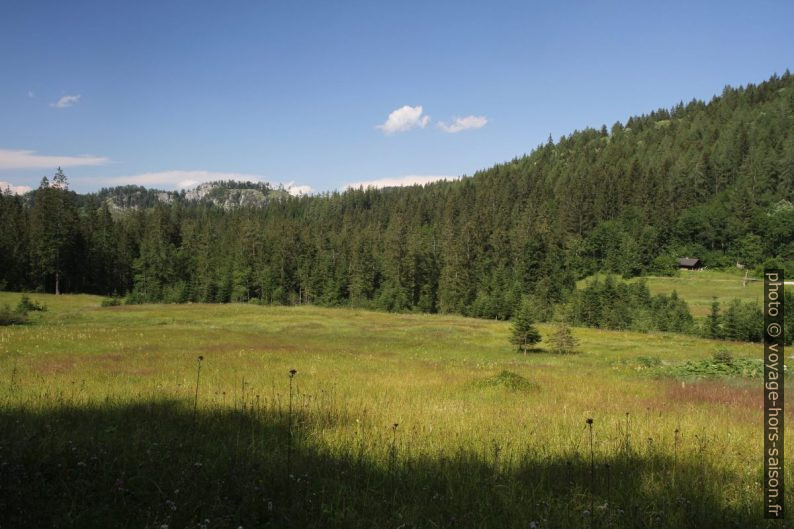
(0, 149, 109, 170)
(0, 181, 32, 195)
(282, 181, 313, 195)
(377, 105, 430, 134)
(50, 94, 81, 108)
(27, 90, 35, 98)
(345, 175, 458, 190)
(99, 170, 312, 196)
(437, 115, 488, 133)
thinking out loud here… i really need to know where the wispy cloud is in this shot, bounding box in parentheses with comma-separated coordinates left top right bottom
(99, 170, 312, 196)
(50, 94, 81, 108)
(0, 181, 32, 195)
(27, 90, 35, 99)
(0, 149, 109, 170)
(345, 175, 458, 190)
(437, 115, 488, 133)
(377, 105, 430, 134)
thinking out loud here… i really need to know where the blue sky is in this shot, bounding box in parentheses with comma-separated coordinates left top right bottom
(1, 0, 793, 194)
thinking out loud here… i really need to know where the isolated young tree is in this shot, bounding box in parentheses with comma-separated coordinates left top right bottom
(549, 320, 579, 354)
(510, 298, 541, 354)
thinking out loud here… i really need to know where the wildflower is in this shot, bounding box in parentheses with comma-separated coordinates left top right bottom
(289, 369, 297, 377)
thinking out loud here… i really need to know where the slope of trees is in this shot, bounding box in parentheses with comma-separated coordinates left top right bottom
(2, 72, 794, 325)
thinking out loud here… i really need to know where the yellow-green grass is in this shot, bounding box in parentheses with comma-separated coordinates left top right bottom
(578, 270, 764, 317)
(0, 292, 782, 528)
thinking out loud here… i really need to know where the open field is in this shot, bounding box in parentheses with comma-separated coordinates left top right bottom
(578, 270, 764, 317)
(0, 292, 785, 528)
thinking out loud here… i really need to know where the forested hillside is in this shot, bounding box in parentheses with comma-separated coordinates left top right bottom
(2, 72, 794, 318)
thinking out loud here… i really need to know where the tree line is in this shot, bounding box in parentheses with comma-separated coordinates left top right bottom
(2, 72, 794, 327)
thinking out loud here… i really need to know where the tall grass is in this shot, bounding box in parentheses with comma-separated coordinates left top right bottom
(0, 292, 786, 528)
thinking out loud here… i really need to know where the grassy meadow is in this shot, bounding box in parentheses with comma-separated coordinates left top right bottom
(0, 291, 786, 528)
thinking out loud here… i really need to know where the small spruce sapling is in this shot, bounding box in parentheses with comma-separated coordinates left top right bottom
(510, 298, 541, 354)
(549, 320, 579, 354)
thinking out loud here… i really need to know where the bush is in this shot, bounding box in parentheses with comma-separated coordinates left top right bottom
(0, 304, 27, 326)
(101, 296, 122, 307)
(712, 348, 733, 365)
(16, 295, 46, 313)
(664, 357, 766, 379)
(659, 347, 773, 379)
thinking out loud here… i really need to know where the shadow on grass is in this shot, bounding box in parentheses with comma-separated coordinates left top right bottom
(0, 400, 770, 529)
(516, 347, 545, 354)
